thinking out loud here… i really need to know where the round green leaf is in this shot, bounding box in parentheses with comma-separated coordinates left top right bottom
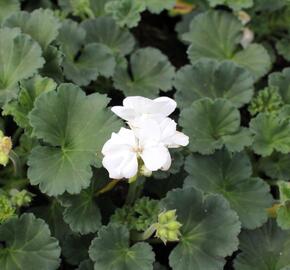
(250, 113, 290, 157)
(58, 20, 116, 86)
(269, 68, 290, 104)
(0, 28, 44, 104)
(145, 0, 175, 13)
(62, 234, 92, 266)
(113, 47, 175, 97)
(0, 0, 19, 23)
(235, 219, 290, 270)
(81, 17, 135, 56)
(162, 187, 241, 270)
(184, 10, 271, 80)
(28, 83, 121, 196)
(277, 203, 290, 230)
(259, 153, 290, 180)
(0, 213, 61, 270)
(4, 8, 61, 50)
(174, 60, 254, 109)
(89, 224, 155, 270)
(179, 98, 251, 154)
(105, 0, 146, 28)
(184, 150, 273, 228)
(62, 187, 102, 235)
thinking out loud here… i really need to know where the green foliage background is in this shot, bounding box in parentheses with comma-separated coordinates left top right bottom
(1, 0, 290, 269)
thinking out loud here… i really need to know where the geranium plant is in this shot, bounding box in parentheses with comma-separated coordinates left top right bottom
(1, 0, 290, 269)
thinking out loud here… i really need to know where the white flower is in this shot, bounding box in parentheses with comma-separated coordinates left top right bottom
(240, 27, 254, 48)
(102, 118, 188, 179)
(111, 96, 176, 126)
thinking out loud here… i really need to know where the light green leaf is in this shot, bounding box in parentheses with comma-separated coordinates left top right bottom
(62, 186, 102, 234)
(276, 37, 290, 61)
(277, 203, 290, 230)
(81, 17, 135, 56)
(3, 8, 60, 50)
(269, 68, 290, 104)
(162, 187, 241, 270)
(105, 0, 146, 28)
(184, 10, 271, 80)
(144, 0, 175, 14)
(174, 60, 254, 109)
(58, 20, 116, 86)
(179, 98, 251, 154)
(250, 113, 290, 157)
(184, 150, 273, 228)
(232, 44, 272, 81)
(28, 83, 121, 196)
(0, 213, 61, 270)
(235, 219, 290, 270)
(113, 47, 175, 97)
(259, 153, 290, 180)
(89, 224, 155, 270)
(3, 75, 56, 131)
(0, 0, 20, 23)
(0, 28, 44, 104)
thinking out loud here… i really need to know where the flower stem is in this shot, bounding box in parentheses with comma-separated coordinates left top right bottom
(131, 225, 157, 242)
(125, 176, 145, 205)
(95, 179, 120, 197)
(9, 150, 23, 178)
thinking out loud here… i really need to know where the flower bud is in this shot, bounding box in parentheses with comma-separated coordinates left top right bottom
(0, 195, 15, 224)
(140, 165, 152, 177)
(155, 210, 182, 244)
(0, 131, 12, 166)
(10, 189, 32, 207)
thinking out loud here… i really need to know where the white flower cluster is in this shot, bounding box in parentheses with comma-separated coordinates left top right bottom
(102, 96, 189, 179)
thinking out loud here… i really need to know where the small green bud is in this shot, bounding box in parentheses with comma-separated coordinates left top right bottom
(0, 131, 12, 166)
(0, 195, 15, 224)
(140, 165, 152, 177)
(155, 210, 182, 244)
(10, 189, 32, 208)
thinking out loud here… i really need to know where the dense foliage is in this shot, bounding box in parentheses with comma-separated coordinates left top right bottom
(1, 0, 290, 269)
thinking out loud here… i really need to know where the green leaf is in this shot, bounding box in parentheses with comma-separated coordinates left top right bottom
(235, 219, 290, 270)
(62, 234, 92, 265)
(62, 186, 102, 234)
(276, 37, 290, 61)
(269, 68, 290, 104)
(41, 46, 64, 83)
(184, 10, 271, 80)
(0, 28, 44, 104)
(3, 8, 60, 50)
(31, 201, 71, 243)
(208, 0, 253, 11)
(144, 0, 175, 14)
(78, 260, 94, 270)
(162, 187, 241, 270)
(277, 203, 290, 230)
(179, 98, 251, 154)
(105, 0, 146, 28)
(250, 113, 290, 157)
(259, 153, 290, 180)
(81, 17, 135, 56)
(28, 83, 121, 196)
(0, 213, 61, 270)
(174, 60, 254, 109)
(89, 224, 155, 270)
(58, 20, 116, 86)
(0, 0, 20, 23)
(184, 150, 273, 228)
(113, 47, 175, 97)
(3, 75, 56, 131)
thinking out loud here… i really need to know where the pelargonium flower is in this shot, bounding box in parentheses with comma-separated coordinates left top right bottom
(102, 118, 188, 179)
(111, 96, 176, 127)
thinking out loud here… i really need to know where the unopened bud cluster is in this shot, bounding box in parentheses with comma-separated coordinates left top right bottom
(0, 131, 12, 166)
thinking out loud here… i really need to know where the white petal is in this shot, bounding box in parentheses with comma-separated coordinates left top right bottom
(111, 106, 136, 121)
(161, 150, 172, 171)
(123, 96, 152, 113)
(151, 97, 177, 116)
(167, 132, 189, 148)
(141, 145, 169, 171)
(136, 119, 161, 144)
